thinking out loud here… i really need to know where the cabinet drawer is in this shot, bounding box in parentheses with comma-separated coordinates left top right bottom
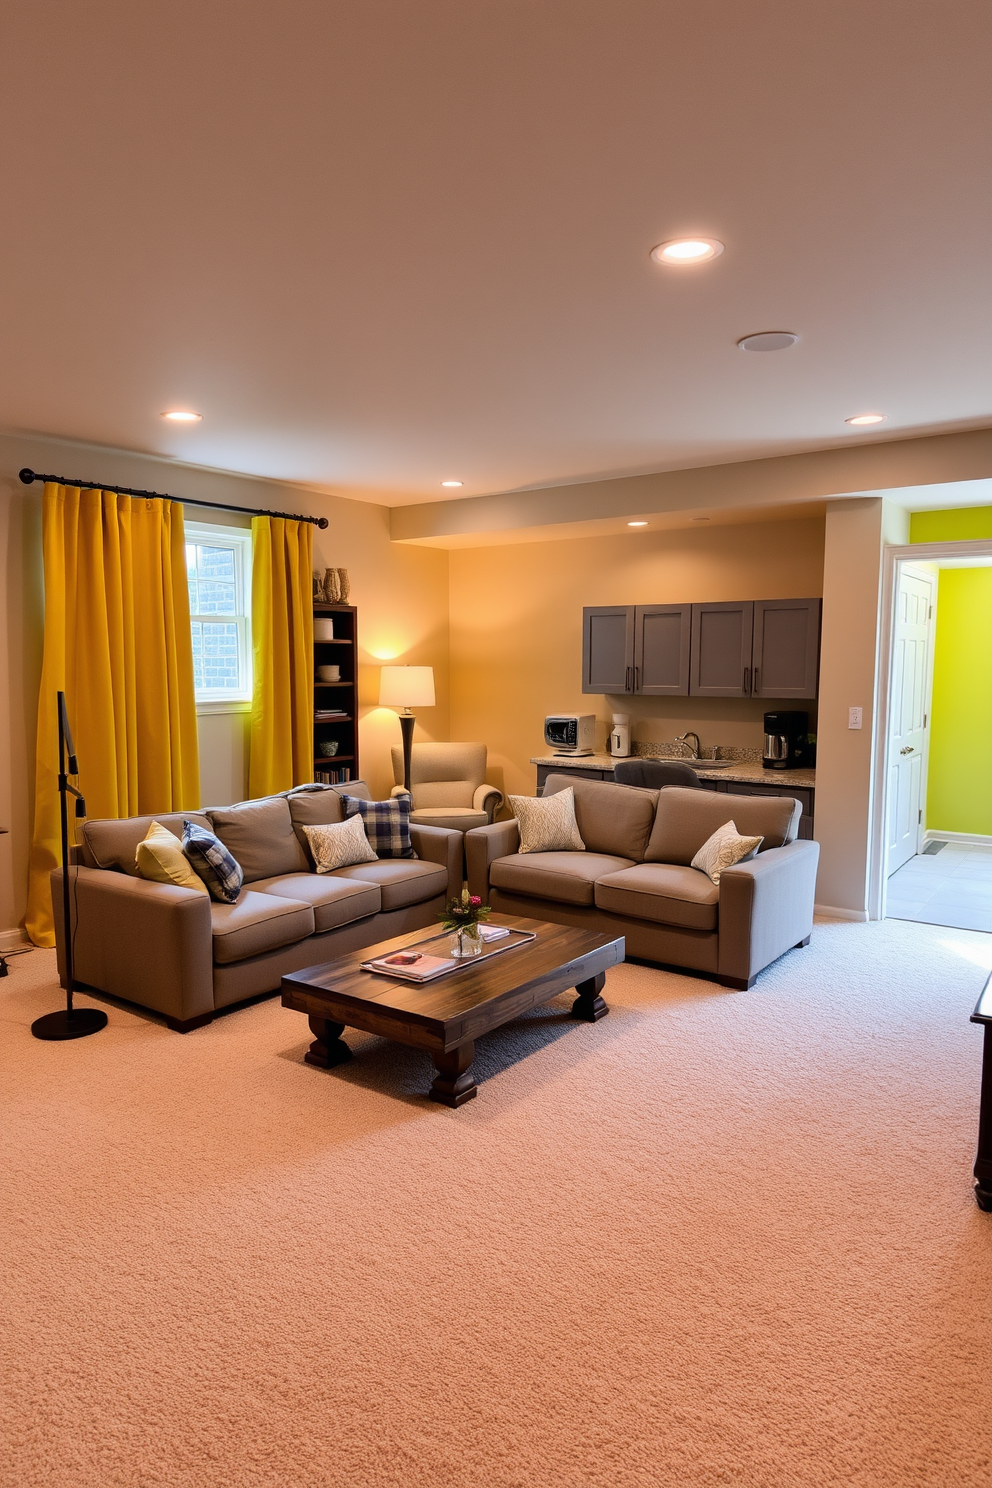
(537, 765, 614, 790)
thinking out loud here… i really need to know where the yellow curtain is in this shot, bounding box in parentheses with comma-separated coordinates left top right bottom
(248, 515, 314, 796)
(26, 484, 201, 946)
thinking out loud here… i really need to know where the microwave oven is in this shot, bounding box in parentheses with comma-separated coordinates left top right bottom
(544, 714, 596, 756)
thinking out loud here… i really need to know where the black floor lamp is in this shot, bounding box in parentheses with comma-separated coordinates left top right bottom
(31, 692, 108, 1041)
(378, 666, 436, 794)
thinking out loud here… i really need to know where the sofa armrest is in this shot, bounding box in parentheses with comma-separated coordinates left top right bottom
(52, 866, 214, 1024)
(390, 784, 412, 799)
(717, 839, 820, 986)
(408, 823, 463, 900)
(465, 820, 520, 902)
(473, 783, 504, 822)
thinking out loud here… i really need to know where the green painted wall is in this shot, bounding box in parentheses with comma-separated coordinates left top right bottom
(910, 506, 992, 542)
(910, 507, 992, 836)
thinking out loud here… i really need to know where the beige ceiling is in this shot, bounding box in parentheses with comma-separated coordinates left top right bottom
(2, 1, 991, 507)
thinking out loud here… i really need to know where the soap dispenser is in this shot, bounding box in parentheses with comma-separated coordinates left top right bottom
(609, 714, 631, 758)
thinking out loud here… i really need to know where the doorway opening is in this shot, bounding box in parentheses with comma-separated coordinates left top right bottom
(874, 540, 992, 932)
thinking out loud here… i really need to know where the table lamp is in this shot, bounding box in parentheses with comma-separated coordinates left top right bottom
(379, 665, 435, 794)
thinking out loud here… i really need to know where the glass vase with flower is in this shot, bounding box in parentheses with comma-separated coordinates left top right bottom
(440, 889, 491, 959)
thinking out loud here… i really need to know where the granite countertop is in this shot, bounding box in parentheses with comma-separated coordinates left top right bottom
(529, 753, 816, 788)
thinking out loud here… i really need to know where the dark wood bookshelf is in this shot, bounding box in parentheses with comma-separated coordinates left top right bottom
(313, 603, 358, 784)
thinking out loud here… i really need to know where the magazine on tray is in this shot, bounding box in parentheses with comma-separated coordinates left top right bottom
(361, 950, 457, 982)
(360, 925, 537, 982)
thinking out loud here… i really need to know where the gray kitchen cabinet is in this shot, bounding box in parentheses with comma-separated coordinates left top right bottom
(752, 598, 821, 699)
(689, 602, 754, 697)
(582, 606, 634, 693)
(633, 604, 692, 695)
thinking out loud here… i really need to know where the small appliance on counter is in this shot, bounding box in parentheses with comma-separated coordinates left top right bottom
(609, 713, 631, 758)
(544, 714, 596, 756)
(763, 711, 809, 770)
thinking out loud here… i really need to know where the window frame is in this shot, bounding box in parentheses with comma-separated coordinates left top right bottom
(185, 522, 254, 707)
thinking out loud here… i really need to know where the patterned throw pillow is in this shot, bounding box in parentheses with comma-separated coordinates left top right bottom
(691, 820, 763, 885)
(136, 821, 208, 894)
(182, 820, 245, 903)
(508, 788, 586, 854)
(341, 794, 417, 859)
(303, 815, 379, 873)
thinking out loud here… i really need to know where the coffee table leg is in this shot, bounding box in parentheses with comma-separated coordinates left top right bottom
(430, 1040, 477, 1108)
(305, 1014, 352, 1069)
(572, 970, 608, 1022)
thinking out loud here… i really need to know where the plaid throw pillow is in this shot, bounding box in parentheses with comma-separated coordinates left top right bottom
(182, 820, 244, 903)
(341, 794, 417, 859)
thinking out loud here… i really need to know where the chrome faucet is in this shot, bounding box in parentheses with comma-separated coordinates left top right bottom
(676, 731, 701, 759)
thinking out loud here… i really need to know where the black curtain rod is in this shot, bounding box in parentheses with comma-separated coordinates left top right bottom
(18, 468, 329, 529)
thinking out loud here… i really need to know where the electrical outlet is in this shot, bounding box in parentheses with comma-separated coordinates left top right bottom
(848, 706, 863, 730)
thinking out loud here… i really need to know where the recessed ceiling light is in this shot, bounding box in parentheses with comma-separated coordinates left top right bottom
(737, 332, 798, 353)
(650, 237, 724, 266)
(162, 410, 202, 422)
(845, 413, 886, 426)
(441, 480, 463, 487)
(627, 521, 648, 527)
(692, 517, 710, 523)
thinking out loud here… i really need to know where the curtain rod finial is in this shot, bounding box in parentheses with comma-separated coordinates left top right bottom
(317, 517, 329, 529)
(19, 468, 36, 485)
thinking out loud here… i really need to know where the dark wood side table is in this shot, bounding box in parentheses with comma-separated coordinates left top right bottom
(282, 914, 624, 1107)
(970, 973, 992, 1212)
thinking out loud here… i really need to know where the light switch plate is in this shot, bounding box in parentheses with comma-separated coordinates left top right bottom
(848, 706, 863, 730)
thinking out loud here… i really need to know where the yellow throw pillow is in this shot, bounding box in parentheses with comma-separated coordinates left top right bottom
(135, 821, 209, 894)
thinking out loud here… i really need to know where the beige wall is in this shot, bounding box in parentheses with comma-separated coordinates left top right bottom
(814, 498, 910, 917)
(448, 516, 825, 802)
(0, 433, 449, 938)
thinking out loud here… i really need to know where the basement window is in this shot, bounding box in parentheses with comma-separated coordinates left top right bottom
(185, 523, 253, 705)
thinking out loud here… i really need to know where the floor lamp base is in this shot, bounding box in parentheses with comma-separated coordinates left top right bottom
(399, 712, 416, 794)
(31, 1007, 108, 1041)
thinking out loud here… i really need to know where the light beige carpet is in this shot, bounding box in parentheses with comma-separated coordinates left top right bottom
(2, 919, 991, 1488)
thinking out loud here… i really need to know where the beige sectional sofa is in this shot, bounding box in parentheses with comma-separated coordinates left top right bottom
(466, 774, 819, 989)
(53, 782, 462, 1031)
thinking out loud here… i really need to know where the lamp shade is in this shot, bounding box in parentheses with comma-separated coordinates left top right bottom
(379, 665, 435, 708)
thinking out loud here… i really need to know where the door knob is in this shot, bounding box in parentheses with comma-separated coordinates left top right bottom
(899, 746, 914, 755)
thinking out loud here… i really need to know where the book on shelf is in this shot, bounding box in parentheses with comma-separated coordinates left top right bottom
(314, 709, 349, 721)
(315, 766, 351, 785)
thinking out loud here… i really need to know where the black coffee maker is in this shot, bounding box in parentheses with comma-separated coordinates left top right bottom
(763, 711, 809, 770)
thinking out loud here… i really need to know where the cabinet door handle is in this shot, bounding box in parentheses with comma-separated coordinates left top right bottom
(900, 746, 914, 755)
(743, 667, 750, 695)
(752, 667, 759, 695)
(625, 666, 631, 692)
(634, 666, 640, 691)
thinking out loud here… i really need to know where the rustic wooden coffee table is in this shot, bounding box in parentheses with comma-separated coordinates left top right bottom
(281, 914, 625, 1107)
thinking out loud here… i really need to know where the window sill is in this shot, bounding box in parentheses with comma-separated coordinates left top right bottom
(196, 699, 252, 716)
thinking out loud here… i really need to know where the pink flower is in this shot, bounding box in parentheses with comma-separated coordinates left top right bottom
(469, 895, 482, 907)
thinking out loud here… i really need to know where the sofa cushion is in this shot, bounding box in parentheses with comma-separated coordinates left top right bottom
(182, 820, 245, 903)
(134, 821, 208, 894)
(210, 890, 315, 964)
(490, 851, 635, 907)
(82, 811, 212, 875)
(207, 797, 310, 882)
(251, 873, 380, 932)
(328, 859, 448, 911)
(410, 807, 489, 833)
(542, 774, 658, 860)
(342, 793, 416, 858)
(644, 787, 800, 866)
(594, 863, 719, 931)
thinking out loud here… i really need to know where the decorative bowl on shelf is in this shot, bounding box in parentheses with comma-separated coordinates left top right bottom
(319, 741, 340, 757)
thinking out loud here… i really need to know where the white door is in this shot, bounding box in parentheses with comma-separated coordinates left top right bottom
(886, 569, 934, 874)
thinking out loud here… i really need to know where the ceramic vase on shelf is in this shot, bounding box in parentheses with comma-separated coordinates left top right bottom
(323, 568, 341, 603)
(452, 924, 483, 959)
(337, 568, 351, 603)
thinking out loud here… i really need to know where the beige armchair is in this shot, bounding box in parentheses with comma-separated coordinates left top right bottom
(391, 742, 502, 834)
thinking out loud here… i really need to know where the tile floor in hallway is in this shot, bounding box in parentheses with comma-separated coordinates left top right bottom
(886, 841, 992, 932)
